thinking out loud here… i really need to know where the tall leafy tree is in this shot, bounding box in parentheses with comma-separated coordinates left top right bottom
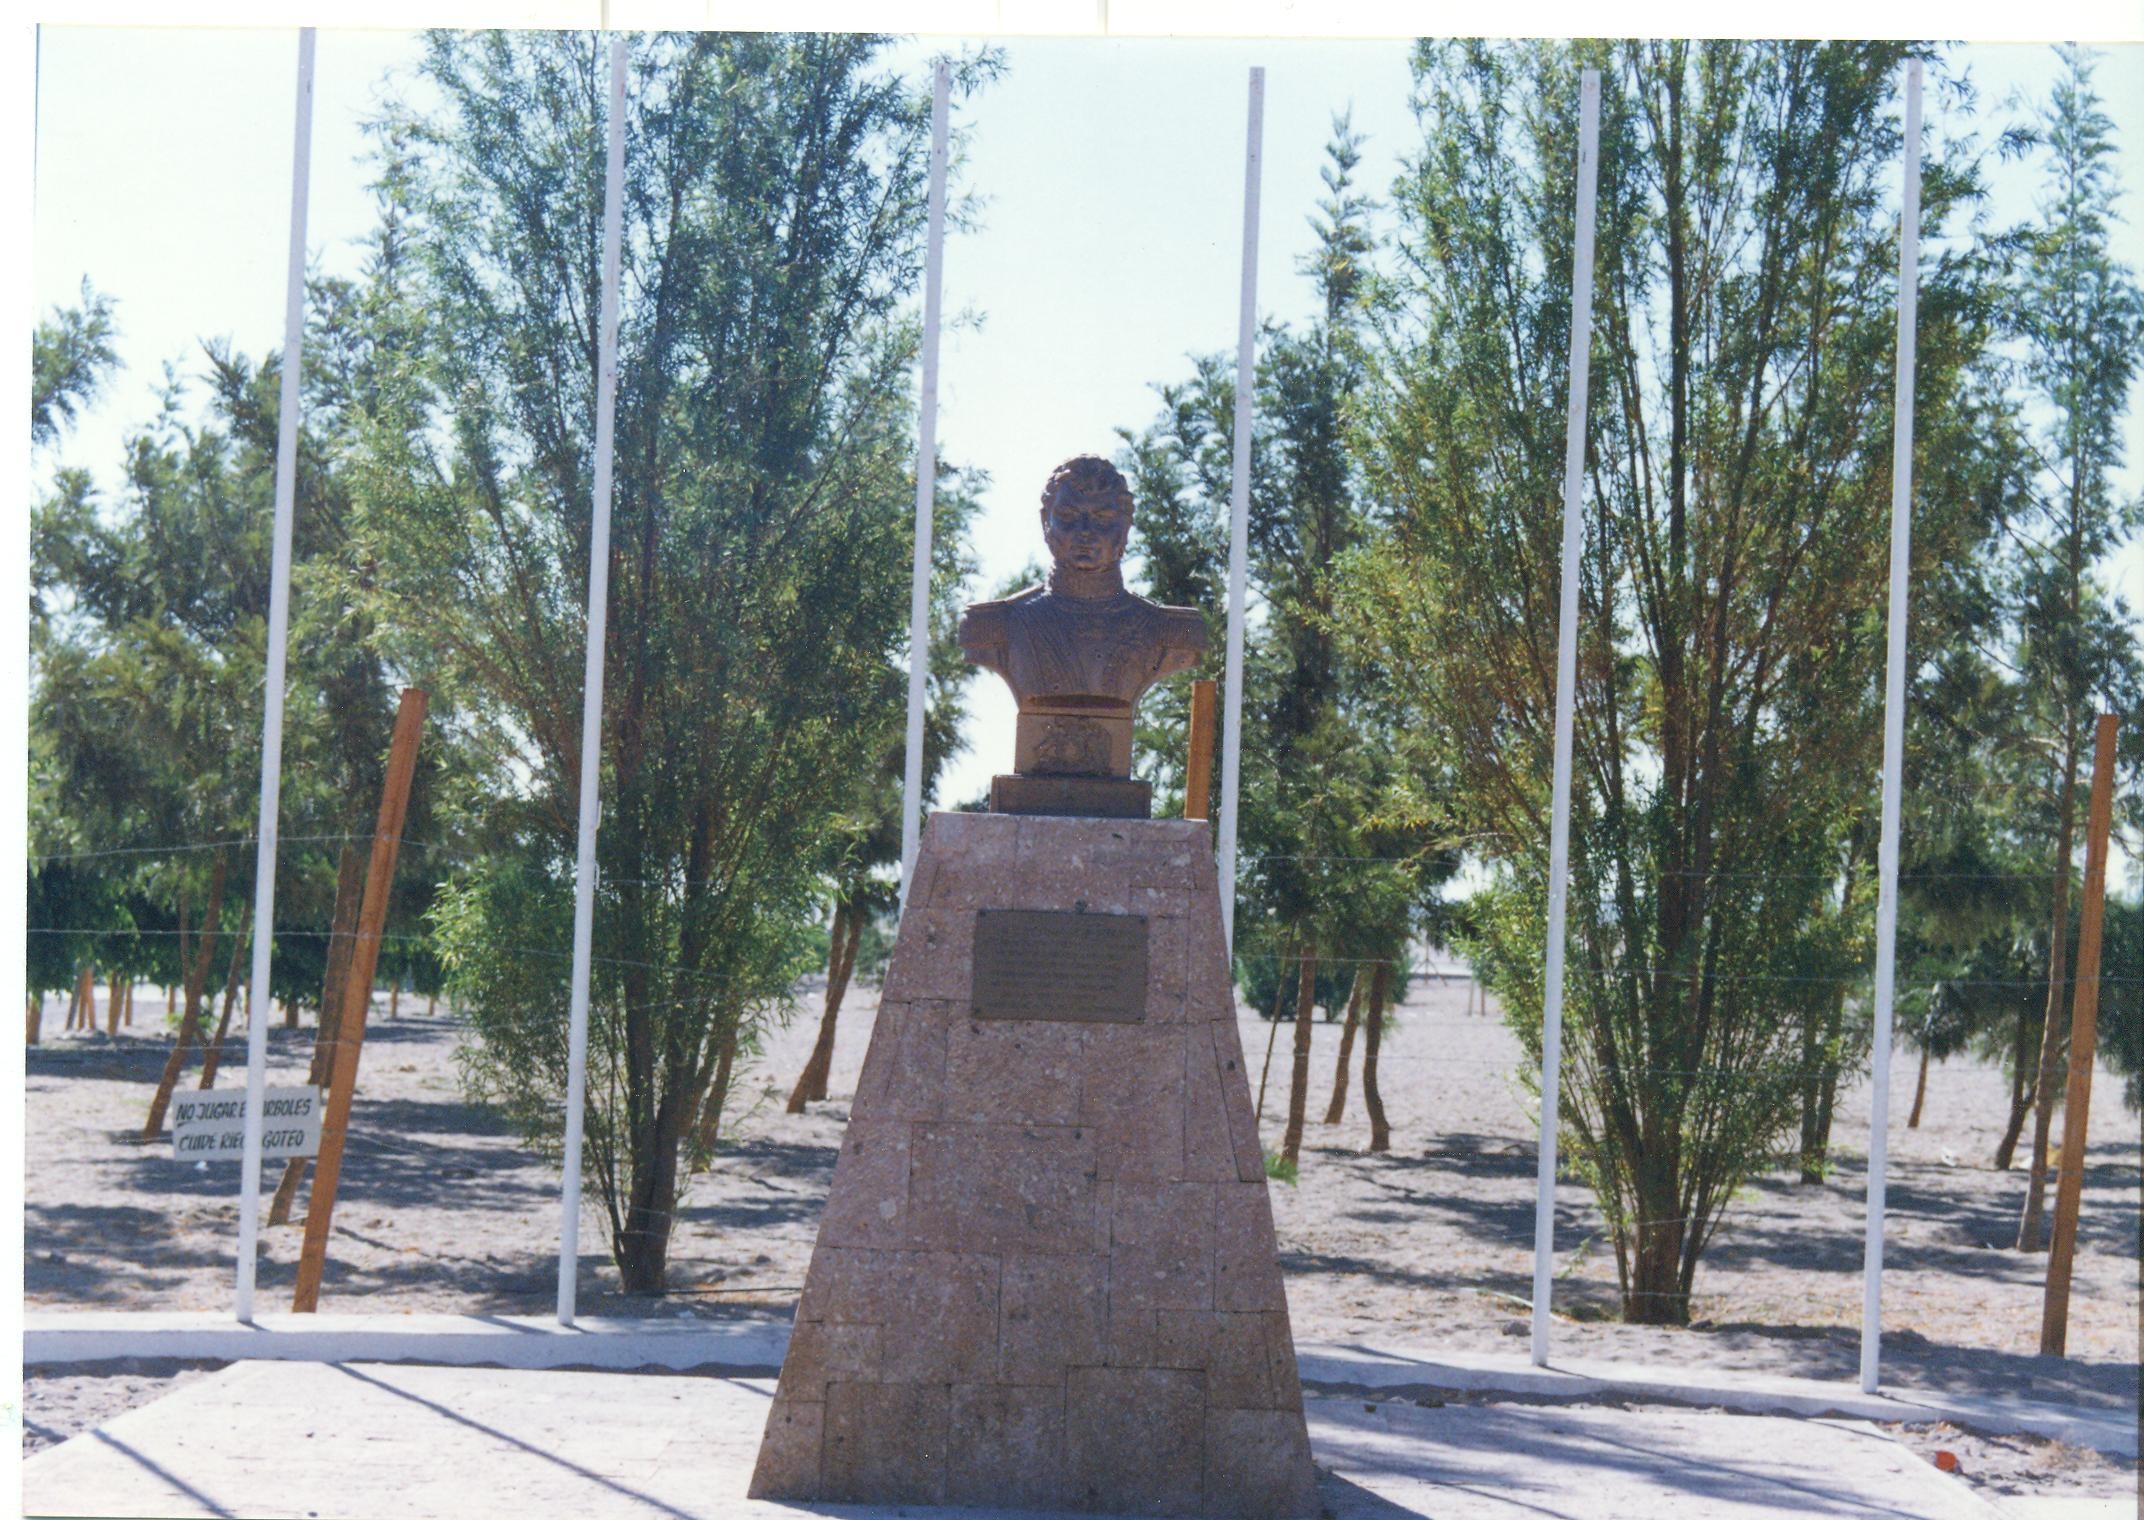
(785, 472, 979, 1115)
(1339, 41, 2012, 1322)
(29, 283, 129, 1015)
(29, 330, 472, 1083)
(31, 278, 118, 451)
(1998, 44, 2144, 1249)
(370, 32, 993, 1291)
(1122, 120, 1456, 1168)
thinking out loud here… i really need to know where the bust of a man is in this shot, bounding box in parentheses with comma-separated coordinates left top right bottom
(960, 455, 1206, 816)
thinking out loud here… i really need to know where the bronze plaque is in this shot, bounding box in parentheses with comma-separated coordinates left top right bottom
(971, 910, 1149, 1024)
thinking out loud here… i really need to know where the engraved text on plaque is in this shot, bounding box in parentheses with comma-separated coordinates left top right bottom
(970, 910, 1149, 1024)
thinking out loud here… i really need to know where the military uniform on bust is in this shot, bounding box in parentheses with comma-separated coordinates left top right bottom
(959, 455, 1205, 818)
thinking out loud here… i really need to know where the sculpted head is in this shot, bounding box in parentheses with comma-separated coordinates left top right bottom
(1039, 455, 1134, 575)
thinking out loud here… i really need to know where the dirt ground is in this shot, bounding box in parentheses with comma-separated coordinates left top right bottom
(22, 976, 2142, 1504)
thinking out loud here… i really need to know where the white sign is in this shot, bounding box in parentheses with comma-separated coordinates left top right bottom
(172, 1087, 324, 1161)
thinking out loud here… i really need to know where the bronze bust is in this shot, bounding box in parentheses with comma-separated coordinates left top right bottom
(960, 455, 1206, 817)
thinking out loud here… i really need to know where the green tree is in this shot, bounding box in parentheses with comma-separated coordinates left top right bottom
(32, 279, 118, 450)
(784, 466, 980, 1115)
(2095, 897, 2143, 1113)
(31, 361, 273, 1065)
(1122, 119, 1454, 1167)
(1999, 45, 2144, 1250)
(30, 312, 477, 1105)
(374, 32, 993, 1292)
(1339, 41, 2012, 1323)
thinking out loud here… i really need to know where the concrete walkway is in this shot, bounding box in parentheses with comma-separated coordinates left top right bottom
(23, 1360, 2007, 1520)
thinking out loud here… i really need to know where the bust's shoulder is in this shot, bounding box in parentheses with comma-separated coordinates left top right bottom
(1144, 598, 1209, 651)
(958, 585, 1044, 644)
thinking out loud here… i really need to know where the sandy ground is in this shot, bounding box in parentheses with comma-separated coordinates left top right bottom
(23, 976, 2142, 1505)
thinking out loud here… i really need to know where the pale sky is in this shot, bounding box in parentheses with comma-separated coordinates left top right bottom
(26, 25, 2144, 863)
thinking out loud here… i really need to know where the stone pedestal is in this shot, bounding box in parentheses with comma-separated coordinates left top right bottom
(989, 773, 1152, 819)
(749, 812, 1316, 1517)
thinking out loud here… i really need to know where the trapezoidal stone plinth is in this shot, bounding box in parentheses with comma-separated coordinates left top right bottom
(749, 811, 1317, 1517)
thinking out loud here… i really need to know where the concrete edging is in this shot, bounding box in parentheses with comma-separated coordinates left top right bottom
(24, 1313, 2135, 1462)
(24, 1311, 787, 1374)
(1293, 1343, 2140, 1462)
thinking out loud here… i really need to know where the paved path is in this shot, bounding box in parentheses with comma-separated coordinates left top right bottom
(23, 1360, 2003, 1519)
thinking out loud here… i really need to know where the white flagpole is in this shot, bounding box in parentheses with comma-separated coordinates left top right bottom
(1530, 67, 1599, 1369)
(1217, 65, 1263, 957)
(899, 60, 950, 907)
(558, 35, 628, 1327)
(1862, 57, 1921, 1396)
(235, 27, 315, 1324)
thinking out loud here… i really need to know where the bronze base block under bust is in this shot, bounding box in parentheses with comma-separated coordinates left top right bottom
(989, 773, 1152, 819)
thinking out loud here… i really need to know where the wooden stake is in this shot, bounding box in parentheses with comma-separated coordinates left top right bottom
(1184, 678, 1218, 822)
(108, 971, 122, 1037)
(2041, 713, 2117, 1357)
(292, 688, 427, 1313)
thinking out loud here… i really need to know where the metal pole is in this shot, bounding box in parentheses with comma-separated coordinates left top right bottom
(1862, 57, 1922, 1395)
(1530, 67, 1599, 1369)
(1217, 65, 1263, 957)
(899, 61, 950, 906)
(558, 35, 627, 1327)
(235, 27, 314, 1324)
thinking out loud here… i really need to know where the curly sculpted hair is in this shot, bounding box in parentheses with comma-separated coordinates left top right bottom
(1040, 454, 1135, 519)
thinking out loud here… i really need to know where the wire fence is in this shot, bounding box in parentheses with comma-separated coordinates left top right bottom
(27, 828, 2138, 1040)
(23, 823, 2135, 1326)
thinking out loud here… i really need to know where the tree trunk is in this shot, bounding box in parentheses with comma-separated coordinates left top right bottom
(267, 1136, 309, 1225)
(2018, 739, 2081, 1251)
(27, 995, 42, 1045)
(68, 967, 86, 1031)
(1797, 1002, 1823, 1180)
(165, 985, 177, 1018)
(1907, 1042, 1931, 1129)
(274, 843, 366, 1225)
(1994, 1006, 2036, 1169)
(200, 907, 248, 1089)
(1322, 970, 1365, 1125)
(389, 982, 400, 1020)
(426, 992, 437, 1019)
(1813, 1055, 1840, 1175)
(616, 1092, 689, 1294)
(1254, 955, 1293, 1121)
(695, 1018, 742, 1161)
(1624, 1163, 1690, 1326)
(1280, 954, 1317, 1169)
(1362, 962, 1392, 1154)
(145, 856, 227, 1139)
(1799, 982, 1847, 1183)
(107, 971, 122, 1036)
(787, 899, 861, 1113)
